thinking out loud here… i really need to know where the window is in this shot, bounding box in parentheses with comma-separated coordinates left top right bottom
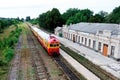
(50, 44, 59, 47)
(98, 42, 101, 51)
(85, 38, 87, 45)
(54, 44, 56, 47)
(76, 35, 77, 42)
(78, 36, 80, 43)
(93, 40, 96, 49)
(89, 39, 91, 47)
(111, 46, 115, 56)
(81, 37, 84, 43)
(57, 44, 59, 46)
(50, 44, 53, 47)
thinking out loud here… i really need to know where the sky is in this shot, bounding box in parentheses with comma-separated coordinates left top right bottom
(0, 0, 120, 19)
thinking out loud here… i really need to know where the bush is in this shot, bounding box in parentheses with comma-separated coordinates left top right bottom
(0, 59, 7, 66)
(2, 47, 14, 62)
(15, 33, 19, 38)
(9, 30, 15, 37)
(59, 33, 63, 37)
(0, 40, 4, 49)
(0, 25, 22, 63)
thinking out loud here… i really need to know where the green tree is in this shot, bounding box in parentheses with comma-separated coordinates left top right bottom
(98, 11, 108, 17)
(62, 8, 80, 23)
(38, 8, 63, 32)
(26, 16, 31, 21)
(39, 12, 49, 29)
(0, 20, 3, 33)
(89, 14, 104, 22)
(30, 18, 38, 24)
(48, 8, 63, 31)
(66, 9, 93, 25)
(106, 6, 120, 23)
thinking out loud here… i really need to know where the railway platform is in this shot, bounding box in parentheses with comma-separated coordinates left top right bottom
(56, 36, 120, 79)
(60, 49, 100, 80)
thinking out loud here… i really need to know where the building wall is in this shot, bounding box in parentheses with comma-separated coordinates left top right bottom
(54, 27, 62, 36)
(62, 28, 120, 60)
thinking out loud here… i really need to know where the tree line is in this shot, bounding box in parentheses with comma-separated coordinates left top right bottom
(0, 17, 21, 33)
(30, 6, 120, 32)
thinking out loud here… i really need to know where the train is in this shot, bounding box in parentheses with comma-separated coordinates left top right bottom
(30, 26, 60, 56)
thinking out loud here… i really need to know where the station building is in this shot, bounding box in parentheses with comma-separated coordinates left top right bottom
(55, 22, 120, 60)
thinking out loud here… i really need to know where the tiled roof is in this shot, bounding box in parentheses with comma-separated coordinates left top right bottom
(68, 22, 120, 35)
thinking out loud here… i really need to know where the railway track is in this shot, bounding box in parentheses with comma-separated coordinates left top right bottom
(9, 23, 68, 80)
(27, 32, 50, 80)
(27, 24, 82, 80)
(54, 57, 80, 80)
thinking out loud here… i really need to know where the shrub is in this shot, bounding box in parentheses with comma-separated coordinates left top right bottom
(2, 47, 14, 62)
(0, 59, 7, 66)
(59, 33, 63, 37)
(0, 25, 22, 63)
(0, 40, 4, 49)
(9, 30, 15, 37)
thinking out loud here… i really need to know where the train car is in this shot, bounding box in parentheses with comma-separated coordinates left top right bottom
(31, 26, 60, 56)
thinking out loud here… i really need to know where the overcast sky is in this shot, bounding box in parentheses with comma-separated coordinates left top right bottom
(0, 0, 120, 19)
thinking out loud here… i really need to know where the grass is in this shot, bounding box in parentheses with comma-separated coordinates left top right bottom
(60, 43, 116, 80)
(0, 25, 15, 64)
(0, 25, 16, 80)
(0, 23, 22, 80)
(0, 25, 16, 40)
(0, 65, 9, 80)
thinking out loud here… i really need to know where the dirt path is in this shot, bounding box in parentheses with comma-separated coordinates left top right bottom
(8, 35, 22, 80)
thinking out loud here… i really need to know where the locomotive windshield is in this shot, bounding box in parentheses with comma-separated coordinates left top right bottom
(50, 44, 59, 47)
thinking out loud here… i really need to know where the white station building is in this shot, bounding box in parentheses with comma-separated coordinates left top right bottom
(55, 22, 120, 60)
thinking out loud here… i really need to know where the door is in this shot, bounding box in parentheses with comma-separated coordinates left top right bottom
(103, 44, 108, 56)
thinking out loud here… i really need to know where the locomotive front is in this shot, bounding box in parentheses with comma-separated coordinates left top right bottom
(47, 36, 60, 56)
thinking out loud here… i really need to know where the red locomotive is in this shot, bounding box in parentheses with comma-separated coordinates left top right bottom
(31, 26, 60, 56)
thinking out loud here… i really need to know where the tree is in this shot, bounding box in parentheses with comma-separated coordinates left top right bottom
(62, 8, 80, 23)
(26, 16, 31, 21)
(48, 8, 63, 31)
(38, 8, 63, 32)
(106, 6, 120, 23)
(0, 20, 3, 33)
(98, 11, 108, 17)
(38, 12, 49, 29)
(89, 14, 104, 23)
(21, 18, 24, 22)
(30, 18, 38, 24)
(66, 9, 93, 25)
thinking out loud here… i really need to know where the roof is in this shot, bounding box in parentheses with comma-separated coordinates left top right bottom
(55, 27, 62, 31)
(68, 22, 120, 35)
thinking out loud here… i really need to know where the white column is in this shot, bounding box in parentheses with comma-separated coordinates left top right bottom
(101, 43, 103, 54)
(108, 44, 111, 56)
(86, 38, 89, 47)
(90, 39, 93, 48)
